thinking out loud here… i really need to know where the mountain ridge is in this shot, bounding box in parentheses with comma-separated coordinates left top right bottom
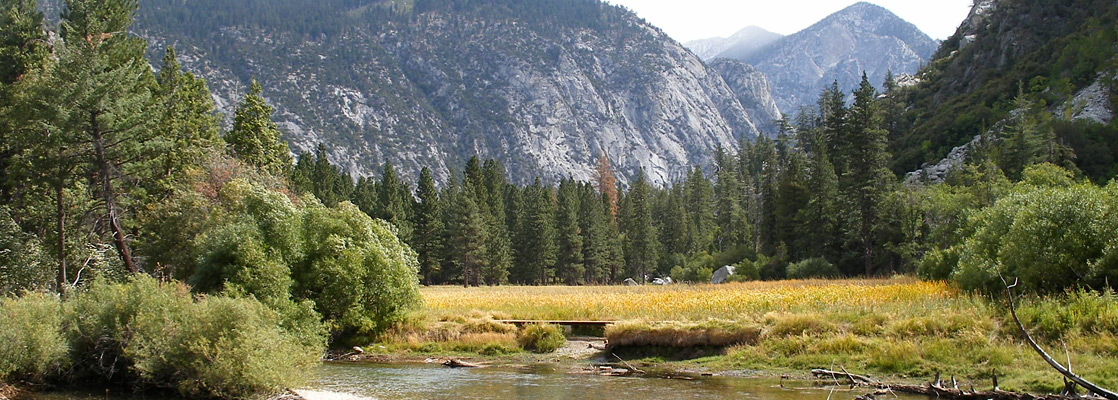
(127, 0, 779, 186)
(728, 2, 939, 113)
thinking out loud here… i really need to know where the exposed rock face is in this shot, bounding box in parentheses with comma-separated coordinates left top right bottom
(904, 135, 988, 184)
(733, 2, 938, 113)
(707, 59, 783, 135)
(131, 1, 775, 186)
(684, 26, 783, 61)
(1069, 78, 1114, 125)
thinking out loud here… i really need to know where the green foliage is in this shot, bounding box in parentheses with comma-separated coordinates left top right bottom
(786, 258, 840, 279)
(226, 79, 292, 177)
(517, 323, 565, 353)
(0, 293, 67, 383)
(0, 206, 50, 294)
(950, 178, 1118, 293)
(293, 201, 421, 341)
(63, 276, 323, 397)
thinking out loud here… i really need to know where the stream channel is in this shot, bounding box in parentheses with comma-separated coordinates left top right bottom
(29, 362, 932, 399)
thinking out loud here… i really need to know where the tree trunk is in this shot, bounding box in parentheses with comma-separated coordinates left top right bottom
(90, 112, 136, 273)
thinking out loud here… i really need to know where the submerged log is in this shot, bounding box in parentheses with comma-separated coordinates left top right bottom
(442, 359, 481, 368)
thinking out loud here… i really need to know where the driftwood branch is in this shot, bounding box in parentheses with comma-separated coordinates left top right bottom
(1000, 277, 1118, 400)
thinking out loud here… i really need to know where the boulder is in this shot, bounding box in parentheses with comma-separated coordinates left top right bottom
(711, 265, 735, 284)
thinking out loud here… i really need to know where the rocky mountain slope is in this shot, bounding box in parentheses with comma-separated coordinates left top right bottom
(684, 26, 782, 61)
(126, 0, 777, 185)
(731, 2, 938, 113)
(892, 0, 1118, 178)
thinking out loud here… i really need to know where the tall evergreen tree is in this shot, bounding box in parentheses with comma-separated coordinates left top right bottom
(800, 130, 841, 262)
(0, 0, 48, 202)
(517, 178, 557, 284)
(555, 178, 584, 285)
(376, 160, 413, 243)
(413, 167, 443, 285)
(684, 166, 715, 254)
(843, 73, 894, 276)
(479, 159, 511, 285)
(622, 171, 657, 283)
(713, 148, 748, 252)
(151, 46, 222, 197)
(226, 79, 291, 176)
(15, 0, 159, 274)
(450, 185, 488, 287)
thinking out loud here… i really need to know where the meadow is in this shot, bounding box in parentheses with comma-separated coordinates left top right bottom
(388, 278, 1118, 394)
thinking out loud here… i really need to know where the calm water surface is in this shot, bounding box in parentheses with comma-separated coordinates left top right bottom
(307, 362, 928, 400)
(29, 362, 931, 399)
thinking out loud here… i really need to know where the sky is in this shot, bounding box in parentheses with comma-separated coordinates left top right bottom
(604, 0, 974, 43)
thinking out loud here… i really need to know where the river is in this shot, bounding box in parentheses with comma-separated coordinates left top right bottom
(27, 362, 931, 399)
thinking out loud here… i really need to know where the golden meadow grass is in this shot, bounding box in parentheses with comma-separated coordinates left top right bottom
(419, 278, 960, 321)
(405, 279, 1118, 393)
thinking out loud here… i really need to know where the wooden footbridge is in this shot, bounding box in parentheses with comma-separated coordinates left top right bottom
(496, 320, 616, 328)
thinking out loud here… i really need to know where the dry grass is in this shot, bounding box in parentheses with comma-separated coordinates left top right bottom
(420, 278, 957, 321)
(406, 279, 1118, 393)
(606, 319, 761, 348)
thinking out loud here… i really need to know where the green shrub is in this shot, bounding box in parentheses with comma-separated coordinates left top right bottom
(292, 201, 421, 341)
(953, 182, 1118, 293)
(64, 276, 325, 397)
(517, 323, 565, 353)
(786, 258, 840, 279)
(0, 293, 67, 383)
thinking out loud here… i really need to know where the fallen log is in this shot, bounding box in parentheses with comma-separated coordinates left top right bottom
(442, 359, 481, 368)
(810, 368, 878, 386)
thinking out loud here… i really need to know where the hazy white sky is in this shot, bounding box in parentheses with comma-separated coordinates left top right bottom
(604, 0, 974, 42)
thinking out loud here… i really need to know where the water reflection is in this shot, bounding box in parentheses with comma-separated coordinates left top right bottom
(309, 362, 927, 400)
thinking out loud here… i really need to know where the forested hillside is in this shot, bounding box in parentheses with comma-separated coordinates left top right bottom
(892, 0, 1118, 181)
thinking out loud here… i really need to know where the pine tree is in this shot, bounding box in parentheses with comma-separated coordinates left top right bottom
(151, 46, 222, 197)
(450, 185, 488, 287)
(684, 166, 715, 254)
(518, 178, 557, 285)
(713, 148, 748, 252)
(595, 153, 619, 220)
(413, 167, 443, 285)
(622, 170, 657, 283)
(555, 178, 584, 285)
(843, 73, 894, 276)
(226, 79, 292, 176)
(774, 148, 810, 260)
(800, 130, 840, 262)
(376, 160, 413, 243)
(0, 0, 49, 204)
(480, 159, 511, 285)
(15, 0, 159, 274)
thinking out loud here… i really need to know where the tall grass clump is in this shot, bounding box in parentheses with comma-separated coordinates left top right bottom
(64, 276, 325, 398)
(606, 319, 761, 348)
(0, 293, 68, 383)
(518, 324, 565, 353)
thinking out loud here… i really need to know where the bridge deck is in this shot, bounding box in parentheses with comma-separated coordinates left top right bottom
(496, 320, 616, 327)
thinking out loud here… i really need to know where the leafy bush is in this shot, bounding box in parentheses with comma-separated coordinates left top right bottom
(517, 323, 565, 353)
(952, 181, 1118, 293)
(292, 201, 421, 341)
(786, 258, 840, 279)
(64, 276, 325, 397)
(0, 293, 67, 383)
